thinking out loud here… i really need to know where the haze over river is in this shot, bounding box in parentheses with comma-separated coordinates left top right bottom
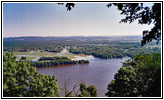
(36, 51, 129, 97)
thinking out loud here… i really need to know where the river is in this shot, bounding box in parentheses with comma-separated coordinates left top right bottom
(36, 55, 130, 97)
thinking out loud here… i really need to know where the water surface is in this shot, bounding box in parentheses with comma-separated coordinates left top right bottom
(36, 56, 129, 97)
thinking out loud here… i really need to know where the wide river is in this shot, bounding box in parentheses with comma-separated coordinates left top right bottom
(36, 55, 130, 97)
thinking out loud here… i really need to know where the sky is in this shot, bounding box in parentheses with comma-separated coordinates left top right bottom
(3, 3, 153, 37)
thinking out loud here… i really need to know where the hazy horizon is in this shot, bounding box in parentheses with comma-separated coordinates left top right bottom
(3, 35, 142, 38)
(3, 3, 153, 37)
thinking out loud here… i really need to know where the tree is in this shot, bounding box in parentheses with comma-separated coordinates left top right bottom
(60, 79, 98, 97)
(105, 53, 161, 97)
(59, 3, 161, 46)
(105, 67, 138, 97)
(78, 83, 98, 97)
(3, 53, 59, 97)
(20, 56, 26, 61)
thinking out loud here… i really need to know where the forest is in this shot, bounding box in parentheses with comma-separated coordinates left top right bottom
(68, 44, 160, 59)
(3, 36, 160, 59)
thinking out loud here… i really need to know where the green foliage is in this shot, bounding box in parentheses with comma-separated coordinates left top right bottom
(3, 53, 59, 97)
(30, 56, 89, 67)
(105, 67, 138, 97)
(4, 37, 160, 59)
(2, 36, 141, 52)
(38, 56, 68, 61)
(78, 83, 98, 97)
(3, 37, 64, 52)
(105, 53, 161, 97)
(62, 82, 98, 97)
(68, 44, 160, 59)
(20, 56, 26, 60)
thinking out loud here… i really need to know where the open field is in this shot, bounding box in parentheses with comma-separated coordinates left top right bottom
(13, 50, 58, 57)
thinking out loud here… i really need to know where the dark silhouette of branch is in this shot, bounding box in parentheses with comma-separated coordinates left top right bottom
(107, 3, 161, 46)
(58, 3, 75, 11)
(60, 79, 83, 97)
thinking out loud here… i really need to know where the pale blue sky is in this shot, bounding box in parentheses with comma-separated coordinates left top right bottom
(3, 3, 153, 37)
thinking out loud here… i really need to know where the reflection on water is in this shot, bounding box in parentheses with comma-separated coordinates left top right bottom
(37, 56, 130, 97)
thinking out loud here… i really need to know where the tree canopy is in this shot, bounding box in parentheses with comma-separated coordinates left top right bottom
(105, 53, 161, 97)
(78, 83, 98, 97)
(64, 82, 98, 97)
(3, 53, 59, 97)
(59, 3, 161, 46)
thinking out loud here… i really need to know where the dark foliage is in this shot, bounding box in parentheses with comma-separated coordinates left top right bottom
(30, 56, 89, 67)
(3, 53, 59, 97)
(58, 3, 75, 11)
(105, 53, 161, 97)
(20, 56, 26, 60)
(78, 83, 98, 97)
(68, 44, 160, 59)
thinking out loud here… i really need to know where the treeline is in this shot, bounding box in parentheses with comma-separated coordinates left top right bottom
(29, 57, 89, 67)
(68, 45, 126, 59)
(3, 38, 64, 52)
(68, 44, 160, 59)
(4, 46, 63, 53)
(38, 56, 68, 61)
(3, 36, 141, 52)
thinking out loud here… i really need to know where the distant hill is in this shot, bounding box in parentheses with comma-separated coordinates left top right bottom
(3, 36, 142, 42)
